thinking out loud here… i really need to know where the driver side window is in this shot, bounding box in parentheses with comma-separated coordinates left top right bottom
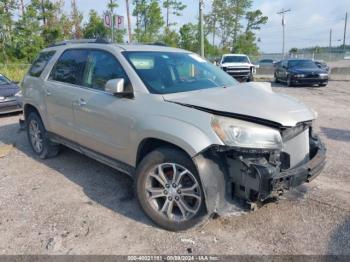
(83, 50, 129, 91)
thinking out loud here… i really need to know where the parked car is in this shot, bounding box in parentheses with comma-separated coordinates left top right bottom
(274, 59, 329, 87)
(0, 74, 22, 114)
(22, 40, 326, 231)
(219, 54, 256, 82)
(258, 59, 276, 68)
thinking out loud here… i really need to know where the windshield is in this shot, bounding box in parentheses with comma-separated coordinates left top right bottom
(222, 56, 249, 63)
(288, 60, 319, 69)
(0, 75, 11, 85)
(123, 51, 238, 94)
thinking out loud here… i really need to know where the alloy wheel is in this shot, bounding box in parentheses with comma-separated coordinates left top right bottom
(29, 119, 43, 153)
(145, 163, 202, 222)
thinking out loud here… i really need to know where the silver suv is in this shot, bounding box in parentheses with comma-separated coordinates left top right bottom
(22, 40, 326, 231)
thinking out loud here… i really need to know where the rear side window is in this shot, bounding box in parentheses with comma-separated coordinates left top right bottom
(49, 49, 88, 85)
(29, 51, 56, 77)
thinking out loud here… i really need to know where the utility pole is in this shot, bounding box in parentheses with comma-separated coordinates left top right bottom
(329, 28, 333, 61)
(343, 12, 348, 52)
(199, 0, 204, 57)
(277, 8, 291, 59)
(125, 0, 132, 43)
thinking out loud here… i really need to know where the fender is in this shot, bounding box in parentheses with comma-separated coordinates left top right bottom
(130, 115, 222, 166)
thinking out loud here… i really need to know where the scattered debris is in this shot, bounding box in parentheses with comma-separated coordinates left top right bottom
(181, 238, 195, 245)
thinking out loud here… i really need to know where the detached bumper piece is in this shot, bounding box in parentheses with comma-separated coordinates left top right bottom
(194, 135, 326, 215)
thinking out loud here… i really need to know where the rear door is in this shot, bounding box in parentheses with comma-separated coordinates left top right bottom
(73, 49, 134, 164)
(45, 49, 88, 141)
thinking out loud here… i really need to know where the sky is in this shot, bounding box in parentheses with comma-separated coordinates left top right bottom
(55, 0, 350, 53)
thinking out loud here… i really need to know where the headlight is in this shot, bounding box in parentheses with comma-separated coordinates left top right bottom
(319, 73, 328, 78)
(295, 74, 305, 78)
(211, 116, 283, 149)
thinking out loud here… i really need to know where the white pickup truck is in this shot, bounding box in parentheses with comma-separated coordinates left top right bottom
(219, 54, 256, 82)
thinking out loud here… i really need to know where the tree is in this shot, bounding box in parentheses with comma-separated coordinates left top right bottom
(83, 10, 108, 39)
(10, 2, 45, 62)
(133, 0, 164, 43)
(245, 9, 268, 33)
(163, 0, 186, 28)
(161, 27, 180, 47)
(230, 0, 252, 47)
(233, 31, 259, 55)
(71, 0, 83, 39)
(179, 23, 198, 52)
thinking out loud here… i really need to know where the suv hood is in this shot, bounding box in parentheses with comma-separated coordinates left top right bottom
(163, 82, 316, 127)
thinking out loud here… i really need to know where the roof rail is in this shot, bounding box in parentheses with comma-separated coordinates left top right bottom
(49, 38, 111, 47)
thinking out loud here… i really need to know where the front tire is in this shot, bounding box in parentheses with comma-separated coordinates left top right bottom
(135, 147, 206, 231)
(26, 112, 60, 159)
(287, 75, 293, 87)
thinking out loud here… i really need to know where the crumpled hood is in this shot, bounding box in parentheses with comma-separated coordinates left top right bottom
(221, 62, 252, 67)
(163, 82, 316, 127)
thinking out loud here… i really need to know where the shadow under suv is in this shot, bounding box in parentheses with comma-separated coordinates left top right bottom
(22, 39, 326, 231)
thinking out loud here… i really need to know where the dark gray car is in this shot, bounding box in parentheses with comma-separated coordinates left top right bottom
(0, 74, 22, 114)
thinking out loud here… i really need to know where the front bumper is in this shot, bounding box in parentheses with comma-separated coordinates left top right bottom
(291, 76, 328, 85)
(0, 97, 23, 114)
(193, 135, 326, 215)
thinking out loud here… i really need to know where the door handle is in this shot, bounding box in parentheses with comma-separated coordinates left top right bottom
(45, 89, 51, 96)
(78, 98, 87, 107)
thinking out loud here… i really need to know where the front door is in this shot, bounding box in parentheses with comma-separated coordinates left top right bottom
(73, 49, 135, 164)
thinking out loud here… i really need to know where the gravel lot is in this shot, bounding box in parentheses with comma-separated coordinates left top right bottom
(0, 81, 349, 255)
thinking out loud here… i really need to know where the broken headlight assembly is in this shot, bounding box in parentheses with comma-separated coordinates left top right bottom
(211, 116, 283, 150)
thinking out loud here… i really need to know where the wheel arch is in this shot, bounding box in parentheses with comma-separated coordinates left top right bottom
(136, 137, 193, 167)
(23, 103, 49, 130)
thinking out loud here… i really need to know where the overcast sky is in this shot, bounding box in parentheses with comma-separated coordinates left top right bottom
(60, 0, 349, 53)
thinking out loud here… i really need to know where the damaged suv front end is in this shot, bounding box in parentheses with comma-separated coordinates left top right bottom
(193, 114, 326, 215)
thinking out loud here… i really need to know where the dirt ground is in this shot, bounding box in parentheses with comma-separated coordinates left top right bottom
(0, 81, 349, 255)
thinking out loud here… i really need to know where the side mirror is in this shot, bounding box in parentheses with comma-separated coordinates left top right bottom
(105, 78, 133, 97)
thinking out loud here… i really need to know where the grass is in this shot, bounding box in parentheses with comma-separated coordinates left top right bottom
(0, 64, 30, 82)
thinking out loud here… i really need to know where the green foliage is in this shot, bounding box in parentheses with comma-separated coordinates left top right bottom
(133, 0, 164, 43)
(233, 31, 259, 55)
(163, 0, 186, 27)
(179, 23, 198, 52)
(245, 9, 268, 33)
(0, 64, 29, 82)
(83, 10, 108, 39)
(162, 27, 180, 47)
(1, 0, 268, 65)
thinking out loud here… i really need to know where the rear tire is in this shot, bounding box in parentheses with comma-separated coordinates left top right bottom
(26, 112, 60, 159)
(135, 147, 206, 231)
(274, 74, 279, 83)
